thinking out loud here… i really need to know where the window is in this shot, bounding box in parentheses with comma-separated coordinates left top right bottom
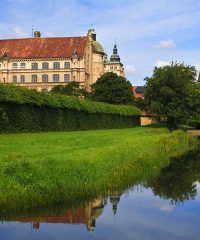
(20, 75, 25, 83)
(64, 62, 70, 69)
(32, 63, 38, 70)
(64, 74, 70, 82)
(42, 74, 48, 83)
(114, 66, 117, 70)
(42, 62, 49, 70)
(12, 63, 18, 69)
(53, 74, 59, 82)
(20, 63, 26, 69)
(110, 66, 113, 70)
(12, 75, 17, 83)
(53, 62, 60, 69)
(32, 75, 37, 83)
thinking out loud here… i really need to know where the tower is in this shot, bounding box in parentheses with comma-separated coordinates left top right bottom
(104, 42, 125, 77)
(110, 43, 121, 62)
(88, 28, 105, 85)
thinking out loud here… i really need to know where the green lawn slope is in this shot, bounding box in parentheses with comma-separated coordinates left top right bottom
(0, 126, 197, 211)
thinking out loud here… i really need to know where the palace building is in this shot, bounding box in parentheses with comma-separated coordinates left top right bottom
(0, 29, 125, 92)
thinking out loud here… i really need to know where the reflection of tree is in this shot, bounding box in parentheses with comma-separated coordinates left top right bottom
(148, 149, 200, 204)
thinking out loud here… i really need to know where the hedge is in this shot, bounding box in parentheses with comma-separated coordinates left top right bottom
(0, 84, 140, 116)
(0, 85, 141, 133)
(188, 120, 200, 130)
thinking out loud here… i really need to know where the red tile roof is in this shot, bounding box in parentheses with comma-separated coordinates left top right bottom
(0, 36, 88, 59)
(9, 207, 87, 224)
(132, 86, 145, 98)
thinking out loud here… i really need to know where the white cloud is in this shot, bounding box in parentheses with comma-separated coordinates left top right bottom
(155, 39, 176, 49)
(154, 202, 176, 212)
(0, 0, 200, 85)
(12, 26, 27, 38)
(125, 65, 137, 76)
(156, 60, 170, 67)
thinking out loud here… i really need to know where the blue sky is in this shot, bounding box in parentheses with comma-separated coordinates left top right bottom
(0, 0, 200, 85)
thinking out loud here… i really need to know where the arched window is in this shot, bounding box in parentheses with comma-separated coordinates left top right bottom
(64, 74, 70, 82)
(53, 74, 59, 82)
(32, 63, 38, 70)
(32, 75, 37, 83)
(20, 75, 25, 83)
(42, 62, 49, 70)
(42, 74, 48, 83)
(12, 75, 17, 83)
(53, 62, 60, 69)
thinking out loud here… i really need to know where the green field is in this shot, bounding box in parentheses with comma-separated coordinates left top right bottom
(0, 126, 197, 211)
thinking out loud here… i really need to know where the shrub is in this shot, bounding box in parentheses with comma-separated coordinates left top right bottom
(0, 85, 141, 133)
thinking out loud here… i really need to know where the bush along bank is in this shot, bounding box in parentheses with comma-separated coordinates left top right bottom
(0, 84, 140, 133)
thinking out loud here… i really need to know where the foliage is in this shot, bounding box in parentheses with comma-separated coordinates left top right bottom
(0, 126, 197, 212)
(51, 81, 90, 98)
(0, 84, 140, 116)
(144, 62, 199, 130)
(91, 72, 134, 105)
(134, 97, 147, 111)
(188, 120, 200, 130)
(178, 124, 195, 131)
(0, 102, 140, 133)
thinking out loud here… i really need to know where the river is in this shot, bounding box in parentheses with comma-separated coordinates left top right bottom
(0, 149, 199, 240)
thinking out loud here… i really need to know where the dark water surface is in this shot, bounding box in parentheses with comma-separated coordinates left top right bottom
(0, 150, 200, 240)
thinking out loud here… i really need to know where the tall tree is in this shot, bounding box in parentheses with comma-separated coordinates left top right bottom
(91, 72, 134, 105)
(144, 62, 198, 130)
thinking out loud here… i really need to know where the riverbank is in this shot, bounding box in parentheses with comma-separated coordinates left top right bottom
(0, 126, 197, 211)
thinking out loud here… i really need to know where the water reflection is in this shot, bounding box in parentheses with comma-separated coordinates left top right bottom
(2, 191, 123, 232)
(149, 150, 200, 203)
(0, 149, 199, 239)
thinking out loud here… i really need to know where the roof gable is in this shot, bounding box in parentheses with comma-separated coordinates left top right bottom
(0, 36, 88, 60)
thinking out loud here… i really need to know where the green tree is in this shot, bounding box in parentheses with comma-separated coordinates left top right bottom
(91, 72, 134, 105)
(51, 81, 89, 98)
(144, 62, 198, 130)
(134, 97, 147, 111)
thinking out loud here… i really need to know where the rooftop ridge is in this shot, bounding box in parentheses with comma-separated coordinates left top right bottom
(0, 36, 88, 41)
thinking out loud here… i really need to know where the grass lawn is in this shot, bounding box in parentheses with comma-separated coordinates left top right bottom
(0, 125, 197, 211)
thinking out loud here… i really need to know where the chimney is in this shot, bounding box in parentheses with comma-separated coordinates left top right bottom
(34, 31, 41, 38)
